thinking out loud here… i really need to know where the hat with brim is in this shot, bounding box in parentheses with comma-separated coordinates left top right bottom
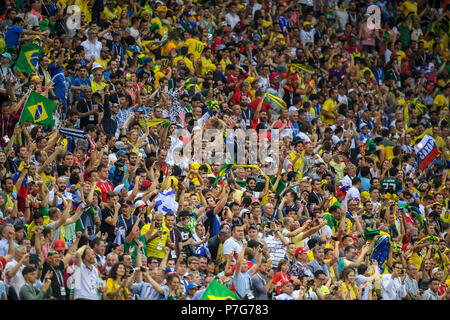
(1, 53, 11, 60)
(134, 200, 147, 208)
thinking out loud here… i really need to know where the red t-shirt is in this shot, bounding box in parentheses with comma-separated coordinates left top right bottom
(248, 97, 272, 113)
(97, 179, 114, 203)
(272, 271, 290, 295)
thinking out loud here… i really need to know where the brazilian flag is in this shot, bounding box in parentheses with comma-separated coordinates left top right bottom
(212, 163, 234, 187)
(13, 44, 44, 74)
(200, 279, 240, 300)
(19, 91, 58, 126)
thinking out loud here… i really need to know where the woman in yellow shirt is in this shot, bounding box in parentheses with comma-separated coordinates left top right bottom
(106, 262, 130, 300)
(338, 266, 360, 300)
(126, 124, 149, 155)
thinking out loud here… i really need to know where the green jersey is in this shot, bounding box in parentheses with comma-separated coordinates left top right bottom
(380, 177, 402, 193)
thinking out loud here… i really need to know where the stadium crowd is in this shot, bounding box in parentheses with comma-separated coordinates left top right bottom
(0, 0, 449, 300)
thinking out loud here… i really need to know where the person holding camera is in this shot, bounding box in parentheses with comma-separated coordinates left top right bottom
(380, 261, 407, 300)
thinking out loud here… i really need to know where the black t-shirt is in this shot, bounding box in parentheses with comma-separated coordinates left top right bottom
(308, 191, 323, 207)
(41, 260, 66, 300)
(168, 227, 183, 259)
(176, 224, 194, 257)
(232, 217, 243, 226)
(100, 206, 116, 243)
(77, 99, 103, 129)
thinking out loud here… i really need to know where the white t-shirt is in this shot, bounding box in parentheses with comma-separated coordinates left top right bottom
(225, 13, 240, 29)
(223, 237, 243, 262)
(300, 29, 315, 46)
(4, 259, 25, 297)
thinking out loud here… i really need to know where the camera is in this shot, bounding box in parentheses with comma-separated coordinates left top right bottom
(140, 267, 147, 272)
(307, 279, 315, 287)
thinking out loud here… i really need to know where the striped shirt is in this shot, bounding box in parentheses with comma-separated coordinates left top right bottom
(264, 234, 288, 269)
(97, 179, 113, 203)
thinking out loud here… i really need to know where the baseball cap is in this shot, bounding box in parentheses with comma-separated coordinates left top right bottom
(251, 198, 260, 205)
(120, 199, 133, 207)
(141, 180, 152, 188)
(116, 150, 126, 156)
(1, 52, 11, 60)
(114, 184, 126, 194)
(165, 267, 176, 274)
(431, 267, 441, 277)
(54, 240, 66, 252)
(115, 141, 127, 150)
(47, 250, 59, 257)
(303, 21, 312, 27)
(101, 46, 110, 52)
(295, 247, 309, 256)
(349, 233, 360, 239)
(91, 62, 102, 71)
(134, 200, 147, 208)
(186, 283, 200, 290)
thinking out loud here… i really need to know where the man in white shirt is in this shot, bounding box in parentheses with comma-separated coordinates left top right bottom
(343, 177, 361, 211)
(4, 245, 30, 299)
(380, 261, 407, 300)
(225, 3, 241, 30)
(340, 164, 357, 188)
(300, 21, 315, 47)
(258, 65, 270, 92)
(81, 28, 102, 61)
(0, 223, 15, 257)
(223, 224, 245, 262)
(73, 245, 101, 300)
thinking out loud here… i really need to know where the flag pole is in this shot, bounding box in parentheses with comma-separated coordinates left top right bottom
(18, 89, 33, 124)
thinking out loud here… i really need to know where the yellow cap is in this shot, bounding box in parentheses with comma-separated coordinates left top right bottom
(31, 75, 41, 82)
(303, 21, 312, 27)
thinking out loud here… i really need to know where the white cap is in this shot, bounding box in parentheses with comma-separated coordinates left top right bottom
(91, 62, 102, 71)
(114, 184, 125, 194)
(134, 200, 147, 208)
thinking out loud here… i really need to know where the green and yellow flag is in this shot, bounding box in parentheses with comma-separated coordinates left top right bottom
(19, 91, 58, 126)
(200, 279, 240, 300)
(13, 44, 44, 74)
(138, 118, 171, 128)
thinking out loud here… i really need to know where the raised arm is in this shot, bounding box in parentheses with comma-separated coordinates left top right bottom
(62, 231, 82, 268)
(143, 270, 165, 295)
(234, 242, 248, 275)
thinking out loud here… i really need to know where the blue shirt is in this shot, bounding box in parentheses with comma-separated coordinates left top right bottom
(52, 72, 70, 105)
(72, 76, 91, 100)
(278, 16, 290, 35)
(131, 282, 169, 300)
(233, 270, 253, 298)
(359, 175, 371, 192)
(49, 62, 64, 78)
(5, 25, 23, 47)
